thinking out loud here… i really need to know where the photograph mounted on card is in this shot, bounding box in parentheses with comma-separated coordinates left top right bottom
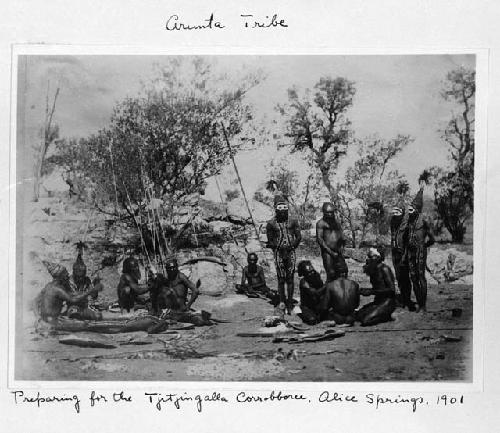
(11, 49, 481, 383)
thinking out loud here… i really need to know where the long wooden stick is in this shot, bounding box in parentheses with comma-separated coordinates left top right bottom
(220, 122, 260, 239)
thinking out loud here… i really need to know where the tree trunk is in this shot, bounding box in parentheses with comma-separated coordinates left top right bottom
(449, 224, 465, 243)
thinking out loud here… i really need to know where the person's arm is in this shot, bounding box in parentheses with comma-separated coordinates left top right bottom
(258, 267, 267, 287)
(359, 287, 374, 296)
(291, 220, 302, 249)
(124, 274, 149, 294)
(424, 219, 435, 248)
(299, 279, 310, 304)
(377, 266, 396, 296)
(316, 221, 337, 257)
(300, 279, 323, 300)
(57, 286, 99, 305)
(182, 274, 199, 310)
(240, 267, 248, 286)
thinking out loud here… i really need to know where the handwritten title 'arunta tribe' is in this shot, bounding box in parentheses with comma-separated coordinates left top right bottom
(165, 13, 288, 31)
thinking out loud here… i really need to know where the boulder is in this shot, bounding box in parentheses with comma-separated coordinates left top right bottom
(226, 198, 273, 225)
(427, 247, 473, 283)
(208, 220, 234, 234)
(189, 260, 228, 296)
(344, 248, 368, 263)
(451, 274, 473, 285)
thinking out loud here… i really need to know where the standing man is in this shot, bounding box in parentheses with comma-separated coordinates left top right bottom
(266, 195, 302, 314)
(316, 202, 347, 282)
(404, 187, 435, 313)
(390, 205, 414, 311)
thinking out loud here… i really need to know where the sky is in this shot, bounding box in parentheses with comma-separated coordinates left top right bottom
(18, 54, 475, 201)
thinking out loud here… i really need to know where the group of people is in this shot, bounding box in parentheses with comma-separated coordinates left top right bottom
(36, 250, 200, 323)
(36, 186, 434, 330)
(238, 188, 434, 326)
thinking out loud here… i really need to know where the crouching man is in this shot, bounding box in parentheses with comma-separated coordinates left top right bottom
(37, 261, 102, 323)
(357, 248, 396, 326)
(297, 260, 359, 326)
(157, 258, 199, 312)
(117, 256, 150, 313)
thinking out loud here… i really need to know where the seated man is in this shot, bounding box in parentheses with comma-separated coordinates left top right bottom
(297, 260, 360, 326)
(67, 247, 104, 320)
(157, 258, 199, 312)
(357, 248, 397, 326)
(321, 265, 360, 326)
(117, 256, 149, 313)
(37, 261, 102, 323)
(236, 253, 273, 298)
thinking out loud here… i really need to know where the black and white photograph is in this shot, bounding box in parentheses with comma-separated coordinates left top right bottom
(14, 54, 475, 382)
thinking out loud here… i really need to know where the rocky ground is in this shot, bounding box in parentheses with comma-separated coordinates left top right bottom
(15, 193, 473, 382)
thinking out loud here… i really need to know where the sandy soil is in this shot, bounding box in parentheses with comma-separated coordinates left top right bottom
(15, 195, 473, 382)
(16, 282, 472, 382)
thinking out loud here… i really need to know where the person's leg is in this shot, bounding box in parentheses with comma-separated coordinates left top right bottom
(298, 305, 319, 325)
(399, 263, 414, 310)
(414, 248, 428, 312)
(285, 278, 295, 314)
(273, 250, 286, 305)
(277, 279, 286, 304)
(356, 302, 375, 324)
(359, 298, 395, 326)
(322, 251, 336, 282)
(329, 311, 346, 324)
(285, 250, 296, 314)
(235, 284, 246, 294)
(408, 250, 420, 309)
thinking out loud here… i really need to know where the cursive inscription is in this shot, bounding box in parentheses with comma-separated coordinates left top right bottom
(144, 392, 228, 412)
(236, 390, 307, 403)
(165, 13, 289, 31)
(240, 14, 288, 28)
(12, 390, 81, 413)
(166, 13, 225, 31)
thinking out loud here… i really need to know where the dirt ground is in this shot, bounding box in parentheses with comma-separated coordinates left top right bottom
(15, 195, 473, 382)
(16, 280, 472, 382)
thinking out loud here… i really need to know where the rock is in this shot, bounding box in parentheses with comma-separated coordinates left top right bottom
(59, 333, 117, 349)
(451, 274, 473, 285)
(427, 247, 473, 283)
(208, 221, 234, 234)
(344, 248, 368, 263)
(226, 198, 273, 225)
(189, 261, 228, 295)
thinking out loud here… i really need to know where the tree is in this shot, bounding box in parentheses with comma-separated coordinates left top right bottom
(53, 57, 261, 264)
(440, 66, 475, 210)
(277, 77, 356, 200)
(422, 167, 472, 243)
(254, 159, 317, 229)
(332, 135, 412, 247)
(422, 66, 475, 243)
(33, 82, 60, 201)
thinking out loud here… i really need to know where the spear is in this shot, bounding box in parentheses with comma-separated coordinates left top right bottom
(219, 122, 260, 239)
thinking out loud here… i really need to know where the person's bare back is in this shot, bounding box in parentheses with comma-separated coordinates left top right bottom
(325, 277, 360, 317)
